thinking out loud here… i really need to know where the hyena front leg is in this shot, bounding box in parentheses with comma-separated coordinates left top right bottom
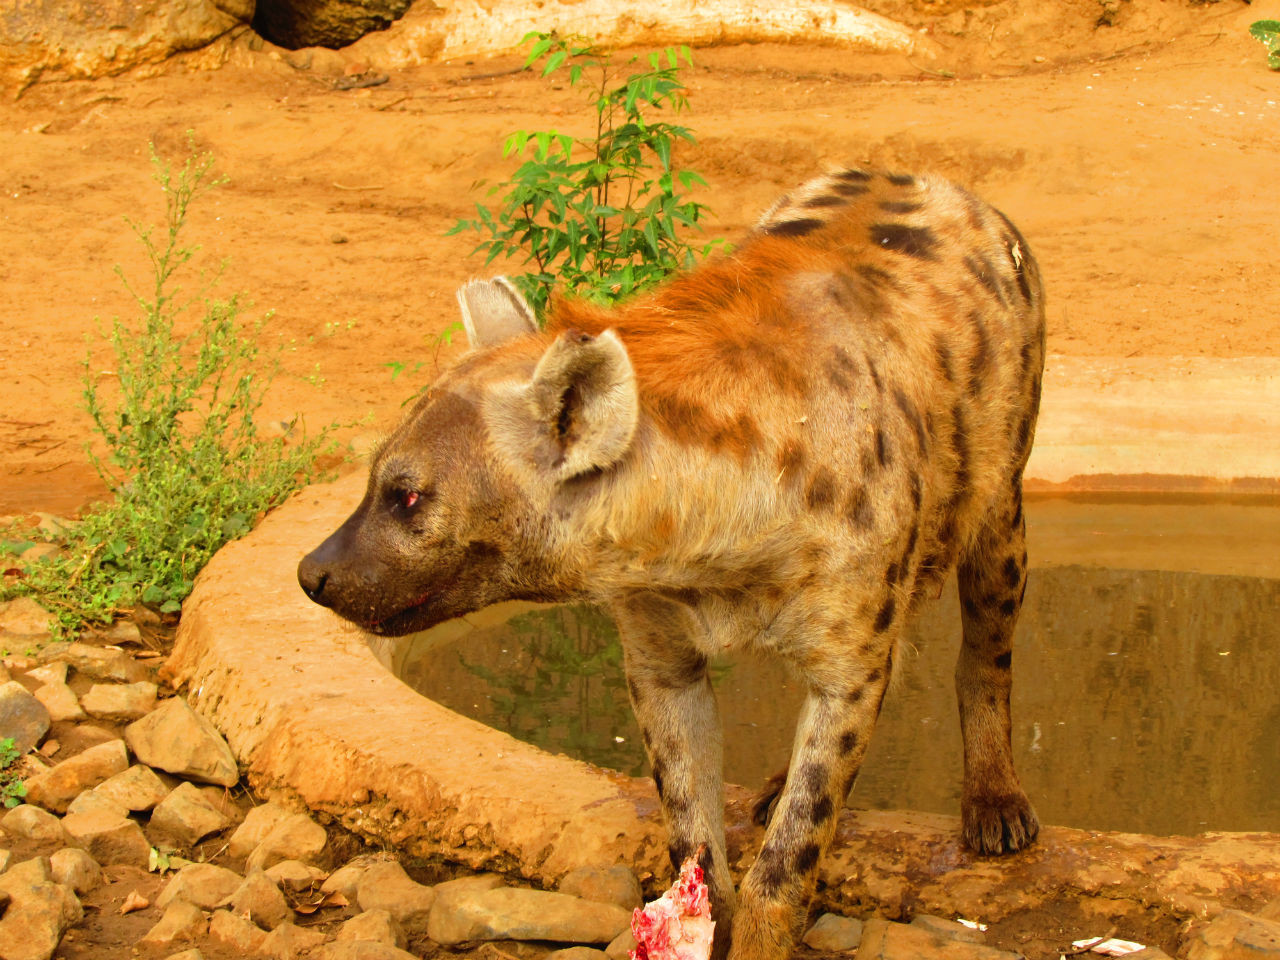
(955, 479, 1040, 854)
(731, 646, 894, 960)
(613, 594, 736, 960)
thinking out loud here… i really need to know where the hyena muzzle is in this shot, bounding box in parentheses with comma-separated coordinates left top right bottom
(298, 168, 1045, 960)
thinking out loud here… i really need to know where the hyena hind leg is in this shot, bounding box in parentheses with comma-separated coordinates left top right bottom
(955, 482, 1040, 855)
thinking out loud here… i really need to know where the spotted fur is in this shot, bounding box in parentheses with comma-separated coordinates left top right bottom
(299, 167, 1046, 960)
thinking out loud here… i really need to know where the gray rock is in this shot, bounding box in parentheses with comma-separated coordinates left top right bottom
(245, 812, 328, 872)
(125, 697, 238, 787)
(55, 642, 149, 683)
(1187, 909, 1280, 960)
(804, 913, 864, 951)
(265, 858, 326, 892)
(1, 804, 69, 844)
(0, 680, 51, 754)
(23, 738, 129, 813)
(428, 885, 631, 946)
(259, 920, 327, 958)
(605, 927, 637, 960)
(49, 847, 102, 895)
(61, 809, 151, 868)
(150, 781, 232, 846)
(137, 899, 207, 953)
(24, 663, 67, 687)
(32, 682, 86, 723)
(81, 681, 158, 722)
(208, 908, 268, 952)
(911, 914, 985, 944)
(0, 597, 54, 635)
(0, 856, 84, 960)
(858, 918, 1024, 960)
(336, 907, 406, 948)
(253, 0, 411, 49)
(320, 861, 369, 900)
(312, 943, 420, 960)
(228, 801, 293, 859)
(227, 869, 291, 931)
(356, 860, 436, 934)
(157, 862, 244, 910)
(558, 865, 642, 911)
(94, 763, 171, 812)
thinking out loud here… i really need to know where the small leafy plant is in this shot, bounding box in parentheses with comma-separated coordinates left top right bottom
(1251, 20, 1280, 70)
(1, 737, 26, 808)
(450, 32, 724, 319)
(2, 140, 335, 635)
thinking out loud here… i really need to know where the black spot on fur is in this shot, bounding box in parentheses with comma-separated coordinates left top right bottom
(668, 840, 694, 872)
(755, 845, 788, 896)
(965, 255, 1008, 307)
(886, 172, 916, 186)
(934, 335, 955, 383)
(870, 223, 939, 260)
(652, 764, 666, 798)
(993, 208, 1034, 303)
(806, 467, 838, 512)
(909, 475, 922, 512)
(995, 651, 1012, 670)
(969, 312, 991, 397)
(835, 168, 872, 182)
(893, 388, 927, 452)
(804, 193, 848, 208)
(834, 181, 871, 197)
(879, 200, 923, 214)
(1000, 598, 1017, 618)
(627, 678, 643, 705)
(825, 346, 859, 392)
(846, 688, 864, 705)
(840, 729, 859, 753)
(1003, 556, 1022, 589)
(885, 561, 901, 586)
(1014, 413, 1034, 458)
(866, 358, 883, 393)
(874, 429, 890, 468)
(962, 596, 980, 619)
(764, 218, 824, 238)
(795, 843, 822, 874)
(874, 596, 896, 632)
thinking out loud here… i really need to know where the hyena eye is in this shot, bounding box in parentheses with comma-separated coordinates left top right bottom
(392, 488, 425, 513)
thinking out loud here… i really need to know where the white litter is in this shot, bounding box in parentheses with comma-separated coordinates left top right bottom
(1070, 936, 1147, 956)
(956, 918, 989, 932)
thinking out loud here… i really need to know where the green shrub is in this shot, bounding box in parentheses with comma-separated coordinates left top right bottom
(450, 32, 725, 319)
(1, 737, 25, 808)
(3, 140, 335, 636)
(1251, 20, 1280, 70)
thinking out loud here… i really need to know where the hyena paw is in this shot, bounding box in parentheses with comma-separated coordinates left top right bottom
(962, 790, 1040, 855)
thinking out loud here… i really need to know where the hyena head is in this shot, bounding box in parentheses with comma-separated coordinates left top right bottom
(297, 277, 639, 636)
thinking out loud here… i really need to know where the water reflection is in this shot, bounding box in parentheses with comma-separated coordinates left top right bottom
(391, 508, 1280, 837)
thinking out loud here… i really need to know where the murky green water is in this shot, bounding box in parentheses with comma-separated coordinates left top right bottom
(387, 498, 1280, 837)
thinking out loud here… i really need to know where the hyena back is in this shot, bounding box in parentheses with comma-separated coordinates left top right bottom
(299, 168, 1045, 960)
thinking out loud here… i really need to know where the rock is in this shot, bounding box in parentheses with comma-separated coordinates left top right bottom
(427, 885, 632, 946)
(61, 809, 151, 868)
(23, 738, 129, 813)
(605, 928, 637, 960)
(320, 861, 368, 899)
(337, 907, 406, 947)
(150, 781, 232, 846)
(0, 856, 84, 960)
(81, 681, 158, 722)
(24, 663, 67, 687)
(1, 804, 69, 844)
(245, 812, 329, 872)
(54, 642, 149, 683)
(227, 869, 292, 930)
(208, 908, 268, 952)
(547, 949, 610, 960)
(18, 543, 62, 566)
(1126, 949, 1174, 960)
(804, 913, 865, 951)
(228, 801, 293, 859)
(1262, 899, 1280, 922)
(356, 861, 437, 933)
(0, 597, 55, 635)
(265, 858, 326, 892)
(0, 680, 51, 753)
(858, 918, 1024, 960)
(95, 764, 171, 811)
(101, 619, 144, 646)
(312, 943, 420, 960)
(0, 847, 11, 873)
(138, 899, 208, 954)
(157, 862, 243, 910)
(1187, 909, 1280, 960)
(0, 1, 247, 88)
(259, 919, 327, 959)
(252, 0, 412, 50)
(66, 790, 129, 818)
(49, 847, 102, 895)
(911, 914, 985, 944)
(558, 865, 642, 911)
(125, 698, 238, 787)
(164, 950, 206, 960)
(32, 682, 87, 723)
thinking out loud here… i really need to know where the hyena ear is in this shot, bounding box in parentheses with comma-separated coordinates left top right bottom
(456, 277, 538, 349)
(487, 328, 638, 483)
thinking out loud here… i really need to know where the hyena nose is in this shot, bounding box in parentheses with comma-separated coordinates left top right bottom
(297, 555, 332, 607)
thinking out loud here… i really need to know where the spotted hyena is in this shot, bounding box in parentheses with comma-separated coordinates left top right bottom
(298, 167, 1045, 960)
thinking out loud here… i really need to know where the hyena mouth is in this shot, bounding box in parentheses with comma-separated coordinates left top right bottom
(361, 587, 444, 636)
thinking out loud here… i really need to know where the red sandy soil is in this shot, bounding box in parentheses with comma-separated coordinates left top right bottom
(1, 0, 1276, 518)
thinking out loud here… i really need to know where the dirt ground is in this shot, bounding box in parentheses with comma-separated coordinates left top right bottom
(1, 0, 1276, 521)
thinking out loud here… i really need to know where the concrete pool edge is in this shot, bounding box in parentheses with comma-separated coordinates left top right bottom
(166, 469, 1280, 924)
